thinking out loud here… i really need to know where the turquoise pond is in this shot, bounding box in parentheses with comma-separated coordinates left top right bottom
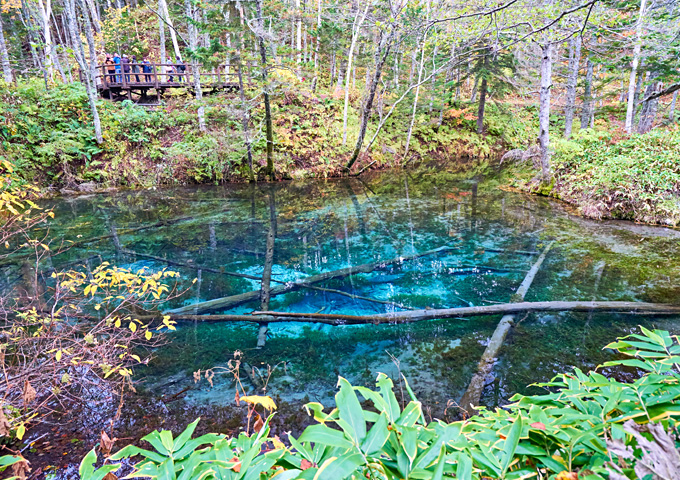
(6, 170, 680, 423)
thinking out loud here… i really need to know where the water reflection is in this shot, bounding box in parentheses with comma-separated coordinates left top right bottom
(4, 171, 680, 417)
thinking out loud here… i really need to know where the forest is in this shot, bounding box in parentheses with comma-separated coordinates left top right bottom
(2, 0, 680, 478)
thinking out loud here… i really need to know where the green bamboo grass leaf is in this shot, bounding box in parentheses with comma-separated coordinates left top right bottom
(173, 417, 200, 452)
(298, 424, 354, 449)
(110, 445, 168, 463)
(312, 453, 364, 480)
(360, 413, 390, 455)
(335, 376, 367, 443)
(141, 431, 171, 456)
(501, 414, 522, 475)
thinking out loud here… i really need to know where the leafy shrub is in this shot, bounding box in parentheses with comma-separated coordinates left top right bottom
(115, 101, 170, 144)
(69, 327, 680, 480)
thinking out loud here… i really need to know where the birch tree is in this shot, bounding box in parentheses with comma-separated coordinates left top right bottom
(563, 34, 581, 137)
(254, 0, 274, 180)
(159, 0, 182, 61)
(185, 0, 205, 132)
(625, 0, 647, 133)
(342, 0, 369, 146)
(0, 15, 12, 82)
(64, 0, 103, 144)
(538, 42, 553, 181)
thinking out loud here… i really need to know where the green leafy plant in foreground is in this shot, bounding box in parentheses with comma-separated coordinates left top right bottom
(5, 327, 679, 479)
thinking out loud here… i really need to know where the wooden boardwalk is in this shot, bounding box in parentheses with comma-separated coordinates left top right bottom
(91, 63, 242, 102)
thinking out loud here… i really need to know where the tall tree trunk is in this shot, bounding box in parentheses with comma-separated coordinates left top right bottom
(470, 75, 479, 102)
(237, 57, 254, 181)
(295, 0, 302, 70)
(36, 0, 55, 80)
(632, 65, 644, 117)
(404, 31, 428, 160)
(538, 43, 553, 182)
(428, 42, 438, 113)
(0, 16, 13, 83)
(256, 0, 274, 180)
(64, 0, 103, 143)
(476, 76, 488, 134)
(342, 0, 369, 145)
(85, 0, 100, 33)
(20, 0, 43, 71)
(159, 0, 182, 61)
(312, 0, 320, 91)
(345, 23, 397, 171)
(563, 34, 582, 138)
(637, 75, 659, 133)
(186, 0, 205, 132)
(580, 57, 593, 129)
(159, 11, 166, 63)
(669, 90, 678, 121)
(625, 0, 647, 133)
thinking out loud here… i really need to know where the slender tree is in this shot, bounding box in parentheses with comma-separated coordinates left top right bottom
(538, 42, 553, 181)
(0, 15, 12, 83)
(64, 0, 103, 144)
(563, 34, 581, 138)
(625, 0, 647, 133)
(255, 0, 275, 180)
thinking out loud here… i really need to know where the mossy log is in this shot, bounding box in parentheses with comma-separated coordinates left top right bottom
(458, 241, 554, 416)
(156, 301, 680, 324)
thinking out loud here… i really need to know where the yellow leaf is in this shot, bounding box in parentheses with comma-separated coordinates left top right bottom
(129, 322, 137, 333)
(272, 435, 286, 450)
(145, 331, 152, 340)
(16, 423, 26, 440)
(94, 304, 101, 311)
(114, 319, 121, 328)
(56, 350, 62, 361)
(241, 395, 277, 411)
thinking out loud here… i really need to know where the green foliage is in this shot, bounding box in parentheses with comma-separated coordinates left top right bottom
(549, 127, 680, 225)
(84, 328, 680, 479)
(0, 454, 25, 480)
(115, 101, 170, 144)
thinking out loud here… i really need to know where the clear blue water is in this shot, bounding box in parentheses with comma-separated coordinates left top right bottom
(8, 170, 680, 425)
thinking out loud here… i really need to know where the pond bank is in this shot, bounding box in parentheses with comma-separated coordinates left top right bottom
(505, 127, 680, 227)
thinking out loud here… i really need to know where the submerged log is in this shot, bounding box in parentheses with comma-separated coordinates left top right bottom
(458, 241, 554, 415)
(157, 301, 680, 324)
(165, 244, 461, 315)
(121, 249, 265, 281)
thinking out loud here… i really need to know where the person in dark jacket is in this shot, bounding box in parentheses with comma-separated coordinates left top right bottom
(131, 55, 140, 83)
(122, 54, 130, 83)
(142, 57, 153, 83)
(177, 59, 186, 82)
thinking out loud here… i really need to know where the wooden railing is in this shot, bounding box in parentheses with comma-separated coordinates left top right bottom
(92, 63, 248, 89)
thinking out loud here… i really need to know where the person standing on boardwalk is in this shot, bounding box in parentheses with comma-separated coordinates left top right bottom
(113, 53, 121, 83)
(131, 55, 140, 83)
(177, 59, 186, 82)
(165, 58, 175, 83)
(142, 57, 153, 83)
(122, 54, 131, 83)
(105, 54, 115, 85)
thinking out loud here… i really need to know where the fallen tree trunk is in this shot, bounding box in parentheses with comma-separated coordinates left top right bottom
(165, 244, 461, 315)
(458, 241, 554, 415)
(152, 301, 680, 325)
(124, 248, 411, 311)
